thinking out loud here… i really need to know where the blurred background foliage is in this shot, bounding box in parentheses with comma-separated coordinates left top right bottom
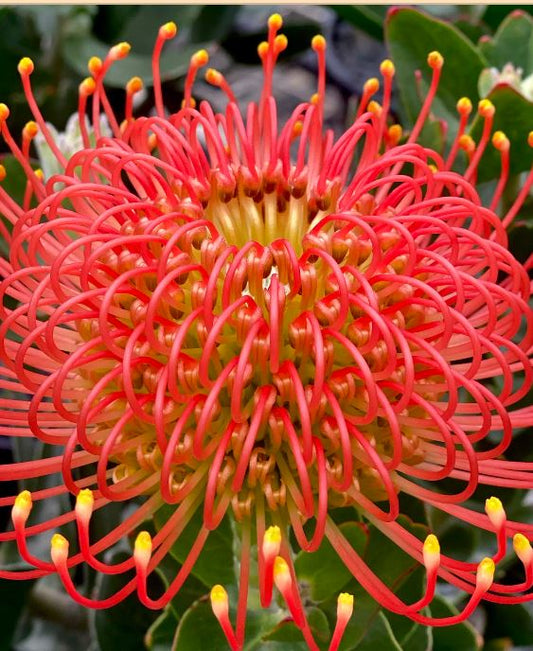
(0, 4, 532, 651)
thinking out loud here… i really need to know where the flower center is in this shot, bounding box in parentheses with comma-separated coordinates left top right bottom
(68, 188, 439, 521)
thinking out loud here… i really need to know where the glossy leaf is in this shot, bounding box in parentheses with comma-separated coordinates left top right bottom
(294, 522, 367, 603)
(62, 35, 203, 87)
(153, 506, 235, 587)
(479, 10, 533, 76)
(385, 7, 486, 134)
(429, 595, 480, 651)
(92, 550, 161, 651)
(331, 6, 389, 41)
(470, 83, 533, 182)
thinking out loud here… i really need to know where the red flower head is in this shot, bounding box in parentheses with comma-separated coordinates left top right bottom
(1, 15, 533, 650)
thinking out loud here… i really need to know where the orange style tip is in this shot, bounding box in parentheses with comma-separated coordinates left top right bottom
(159, 21, 177, 40)
(485, 496, 506, 529)
(492, 130, 509, 152)
(50, 533, 69, 564)
(181, 97, 196, 109)
(310, 92, 320, 106)
(367, 100, 382, 116)
(34, 168, 44, 181)
(23, 120, 38, 139)
(363, 77, 379, 94)
(192, 49, 209, 68)
(0, 164, 6, 182)
(528, 131, 533, 148)
(205, 68, 222, 85)
(388, 124, 403, 144)
(88, 56, 103, 76)
(292, 121, 303, 137)
(274, 34, 288, 53)
(110, 42, 131, 60)
(380, 59, 395, 78)
(513, 534, 533, 564)
(258, 41, 269, 60)
(79, 77, 96, 96)
(427, 51, 444, 70)
(337, 592, 354, 621)
(458, 134, 475, 153)
(18, 57, 34, 76)
(478, 98, 495, 118)
(147, 133, 157, 150)
(456, 96, 472, 116)
(12, 490, 32, 521)
(312, 34, 327, 53)
(126, 76, 143, 94)
(268, 13, 283, 31)
(476, 557, 495, 591)
(0, 103, 9, 121)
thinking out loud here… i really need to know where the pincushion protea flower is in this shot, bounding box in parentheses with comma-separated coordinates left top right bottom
(0, 13, 533, 650)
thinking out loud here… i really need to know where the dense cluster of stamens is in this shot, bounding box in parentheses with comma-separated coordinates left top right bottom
(0, 14, 532, 650)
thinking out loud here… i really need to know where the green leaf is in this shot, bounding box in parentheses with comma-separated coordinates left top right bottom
(153, 505, 235, 587)
(322, 516, 428, 650)
(484, 601, 533, 647)
(430, 595, 480, 651)
(145, 610, 179, 651)
(190, 6, 240, 43)
(331, 6, 389, 41)
(62, 35, 203, 87)
(479, 10, 533, 76)
(0, 578, 35, 650)
(470, 83, 533, 182)
(294, 522, 367, 602)
(92, 550, 161, 651)
(354, 612, 403, 651)
(263, 607, 330, 649)
(117, 6, 202, 54)
(385, 7, 486, 135)
(172, 597, 282, 651)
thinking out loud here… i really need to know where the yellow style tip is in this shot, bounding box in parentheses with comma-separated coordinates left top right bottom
(513, 533, 532, 565)
(50, 533, 69, 565)
(159, 21, 177, 40)
(110, 42, 131, 61)
(18, 57, 34, 76)
(337, 592, 354, 620)
(205, 68, 222, 85)
(126, 77, 143, 94)
(0, 103, 9, 122)
(192, 49, 209, 68)
(268, 13, 283, 31)
(427, 51, 444, 70)
(456, 97, 472, 116)
(23, 121, 38, 139)
(478, 98, 495, 118)
(274, 34, 288, 53)
(0, 164, 6, 182)
(363, 77, 380, 94)
(210, 584, 228, 604)
(13, 490, 32, 521)
(380, 59, 395, 77)
(492, 131, 509, 151)
(476, 557, 495, 591)
(79, 77, 96, 96)
(88, 56, 103, 76)
(311, 34, 326, 53)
